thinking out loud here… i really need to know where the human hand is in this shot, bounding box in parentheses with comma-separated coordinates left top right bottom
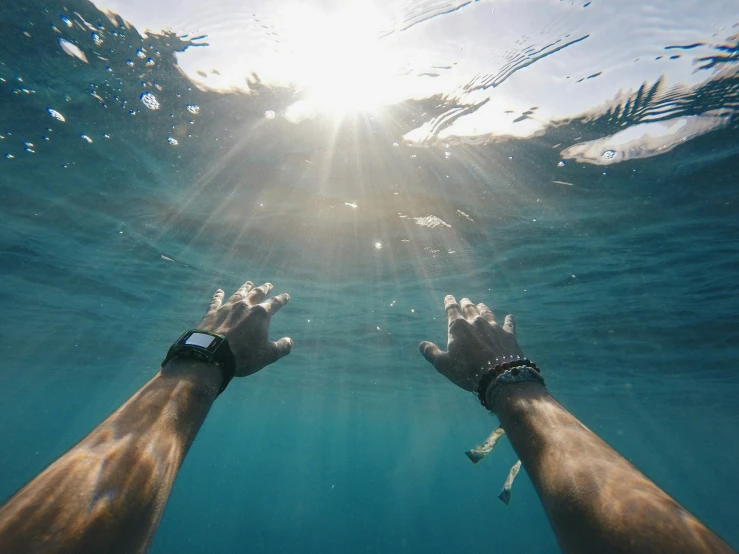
(197, 281, 293, 377)
(419, 295, 524, 392)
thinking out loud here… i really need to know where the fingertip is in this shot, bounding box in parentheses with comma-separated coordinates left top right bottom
(504, 314, 516, 333)
(279, 336, 293, 355)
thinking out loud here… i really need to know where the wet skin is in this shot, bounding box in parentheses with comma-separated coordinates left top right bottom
(0, 281, 292, 554)
(0, 285, 734, 553)
(419, 295, 734, 554)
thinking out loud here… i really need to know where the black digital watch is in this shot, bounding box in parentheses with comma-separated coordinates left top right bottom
(162, 330, 236, 395)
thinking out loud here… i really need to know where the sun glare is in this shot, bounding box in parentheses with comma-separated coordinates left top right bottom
(278, 5, 395, 115)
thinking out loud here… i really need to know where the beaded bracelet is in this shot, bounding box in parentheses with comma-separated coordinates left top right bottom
(476, 358, 545, 412)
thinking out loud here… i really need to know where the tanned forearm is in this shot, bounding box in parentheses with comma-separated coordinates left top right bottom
(0, 359, 221, 554)
(496, 382, 734, 554)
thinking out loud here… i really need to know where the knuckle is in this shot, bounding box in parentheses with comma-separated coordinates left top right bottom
(472, 316, 487, 327)
(448, 319, 469, 333)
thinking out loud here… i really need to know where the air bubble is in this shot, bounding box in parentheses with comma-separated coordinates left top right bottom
(186, 104, 200, 115)
(47, 108, 65, 122)
(59, 38, 89, 63)
(140, 92, 159, 110)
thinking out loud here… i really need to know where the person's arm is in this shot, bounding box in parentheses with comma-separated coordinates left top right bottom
(0, 281, 293, 554)
(419, 295, 734, 554)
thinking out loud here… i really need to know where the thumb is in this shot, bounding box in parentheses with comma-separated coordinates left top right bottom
(268, 337, 293, 364)
(419, 341, 444, 366)
(419, 341, 456, 384)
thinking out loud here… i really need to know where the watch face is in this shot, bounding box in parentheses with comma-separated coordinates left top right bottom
(185, 332, 216, 349)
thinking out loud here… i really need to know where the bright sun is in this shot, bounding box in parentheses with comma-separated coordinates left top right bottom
(278, 4, 395, 114)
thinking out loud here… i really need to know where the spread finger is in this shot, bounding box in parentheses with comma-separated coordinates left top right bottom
(445, 295, 464, 324)
(247, 282, 273, 304)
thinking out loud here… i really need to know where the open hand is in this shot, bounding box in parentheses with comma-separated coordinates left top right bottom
(197, 281, 293, 377)
(419, 295, 524, 391)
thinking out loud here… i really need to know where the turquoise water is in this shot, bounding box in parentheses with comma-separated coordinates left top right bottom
(1, 0, 739, 551)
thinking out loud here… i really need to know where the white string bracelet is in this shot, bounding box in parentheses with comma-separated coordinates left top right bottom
(498, 460, 522, 505)
(466, 359, 545, 504)
(465, 426, 524, 505)
(465, 425, 506, 464)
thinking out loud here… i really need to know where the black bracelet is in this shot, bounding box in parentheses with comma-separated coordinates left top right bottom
(475, 358, 540, 410)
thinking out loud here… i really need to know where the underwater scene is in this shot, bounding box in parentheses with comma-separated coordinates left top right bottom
(0, 0, 738, 552)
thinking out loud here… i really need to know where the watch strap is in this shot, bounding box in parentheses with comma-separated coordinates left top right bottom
(162, 330, 236, 395)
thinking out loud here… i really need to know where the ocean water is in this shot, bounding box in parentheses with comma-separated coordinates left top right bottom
(1, 0, 738, 552)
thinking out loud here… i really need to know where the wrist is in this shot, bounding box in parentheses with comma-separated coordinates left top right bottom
(160, 357, 224, 400)
(494, 381, 549, 420)
(162, 330, 236, 395)
(477, 359, 545, 412)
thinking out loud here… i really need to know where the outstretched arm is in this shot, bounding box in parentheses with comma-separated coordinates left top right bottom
(0, 281, 293, 554)
(419, 295, 734, 554)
